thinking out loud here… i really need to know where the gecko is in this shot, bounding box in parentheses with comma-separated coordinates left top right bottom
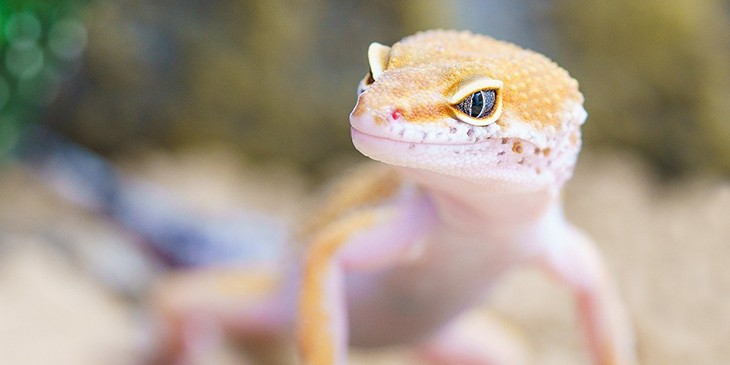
(151, 30, 637, 365)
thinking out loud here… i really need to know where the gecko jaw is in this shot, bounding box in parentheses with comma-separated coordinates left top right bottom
(351, 126, 558, 192)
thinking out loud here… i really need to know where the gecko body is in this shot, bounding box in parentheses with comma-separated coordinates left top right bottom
(154, 30, 636, 365)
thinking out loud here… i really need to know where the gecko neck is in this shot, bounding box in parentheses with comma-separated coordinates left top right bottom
(397, 166, 562, 233)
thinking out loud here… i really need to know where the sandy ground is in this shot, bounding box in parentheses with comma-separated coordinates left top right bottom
(0, 147, 728, 365)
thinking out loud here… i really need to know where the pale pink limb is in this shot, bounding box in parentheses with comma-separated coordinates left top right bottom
(148, 263, 295, 364)
(538, 224, 637, 365)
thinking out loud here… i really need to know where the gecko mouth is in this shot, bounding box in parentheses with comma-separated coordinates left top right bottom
(349, 113, 502, 146)
(350, 126, 491, 147)
(351, 126, 533, 161)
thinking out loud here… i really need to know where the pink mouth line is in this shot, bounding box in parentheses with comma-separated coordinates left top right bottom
(350, 126, 500, 147)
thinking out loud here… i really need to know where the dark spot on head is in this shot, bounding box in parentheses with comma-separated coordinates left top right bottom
(512, 141, 523, 154)
(518, 158, 525, 165)
(497, 151, 505, 156)
(409, 144, 416, 150)
(501, 138, 508, 144)
(467, 128, 474, 137)
(450, 127, 457, 134)
(534, 147, 541, 154)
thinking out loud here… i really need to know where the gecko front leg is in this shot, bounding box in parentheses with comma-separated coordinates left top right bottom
(538, 221, 638, 365)
(298, 188, 435, 365)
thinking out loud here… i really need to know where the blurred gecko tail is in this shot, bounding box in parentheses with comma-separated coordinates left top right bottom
(13, 126, 287, 268)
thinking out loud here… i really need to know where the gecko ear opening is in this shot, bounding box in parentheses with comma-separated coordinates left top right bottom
(367, 42, 391, 82)
(448, 78, 504, 126)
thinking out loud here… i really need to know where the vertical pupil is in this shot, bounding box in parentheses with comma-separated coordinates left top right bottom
(457, 89, 497, 119)
(470, 91, 484, 117)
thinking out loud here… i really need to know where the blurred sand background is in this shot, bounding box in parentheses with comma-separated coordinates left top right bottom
(1, 0, 729, 364)
(1, 149, 729, 364)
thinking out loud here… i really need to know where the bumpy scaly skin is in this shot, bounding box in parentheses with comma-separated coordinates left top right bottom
(153, 30, 636, 365)
(351, 30, 586, 191)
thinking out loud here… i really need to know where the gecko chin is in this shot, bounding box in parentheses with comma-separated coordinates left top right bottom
(352, 126, 572, 193)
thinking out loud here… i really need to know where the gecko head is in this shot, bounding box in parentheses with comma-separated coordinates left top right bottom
(350, 30, 587, 193)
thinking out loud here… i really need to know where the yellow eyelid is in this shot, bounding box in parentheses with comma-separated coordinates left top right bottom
(367, 42, 391, 81)
(448, 77, 504, 126)
(447, 78, 503, 104)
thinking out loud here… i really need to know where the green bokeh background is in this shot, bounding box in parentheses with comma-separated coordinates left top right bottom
(0, 0, 90, 158)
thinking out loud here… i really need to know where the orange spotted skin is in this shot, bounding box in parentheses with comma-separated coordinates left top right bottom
(350, 30, 589, 191)
(353, 30, 583, 129)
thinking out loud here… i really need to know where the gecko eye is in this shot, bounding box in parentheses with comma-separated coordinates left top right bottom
(449, 78, 503, 126)
(457, 89, 496, 119)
